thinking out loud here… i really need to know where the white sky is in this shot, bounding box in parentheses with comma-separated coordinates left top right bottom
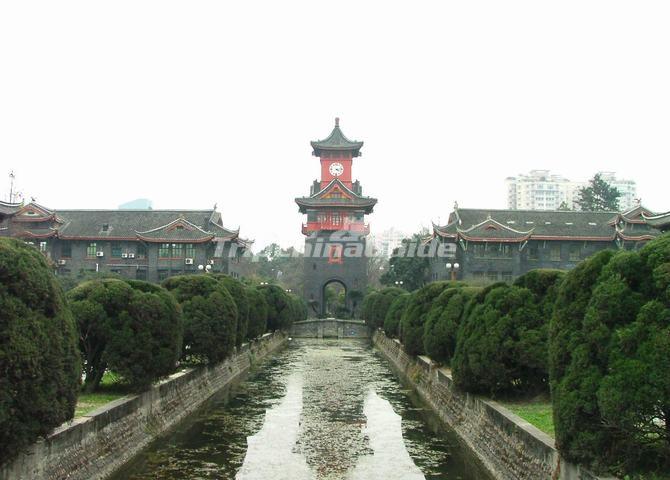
(1, 1, 669, 249)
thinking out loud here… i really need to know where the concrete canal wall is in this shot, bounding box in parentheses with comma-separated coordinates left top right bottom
(1, 332, 287, 480)
(372, 330, 611, 480)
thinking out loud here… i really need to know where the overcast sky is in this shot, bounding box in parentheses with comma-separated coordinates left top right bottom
(1, 1, 668, 249)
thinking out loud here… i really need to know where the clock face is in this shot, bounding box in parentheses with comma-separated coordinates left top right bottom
(329, 162, 344, 177)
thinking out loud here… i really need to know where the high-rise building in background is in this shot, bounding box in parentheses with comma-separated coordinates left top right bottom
(369, 227, 410, 258)
(505, 170, 637, 211)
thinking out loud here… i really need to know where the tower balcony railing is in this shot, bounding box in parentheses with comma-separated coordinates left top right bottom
(302, 222, 370, 236)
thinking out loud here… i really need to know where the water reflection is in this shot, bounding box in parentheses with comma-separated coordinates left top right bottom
(347, 390, 425, 480)
(111, 339, 490, 480)
(236, 374, 313, 480)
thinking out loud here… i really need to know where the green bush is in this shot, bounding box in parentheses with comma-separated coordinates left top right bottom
(290, 295, 309, 322)
(400, 282, 459, 355)
(383, 293, 411, 338)
(423, 287, 479, 364)
(362, 288, 404, 329)
(550, 237, 670, 474)
(361, 291, 381, 326)
(452, 283, 549, 395)
(69, 279, 182, 391)
(213, 274, 249, 348)
(246, 287, 268, 339)
(0, 239, 81, 464)
(258, 284, 294, 331)
(163, 275, 237, 363)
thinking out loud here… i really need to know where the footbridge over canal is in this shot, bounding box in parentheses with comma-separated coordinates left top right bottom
(291, 318, 369, 339)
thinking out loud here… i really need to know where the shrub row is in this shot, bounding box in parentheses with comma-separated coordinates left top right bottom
(364, 233, 670, 476)
(363, 271, 564, 398)
(0, 236, 305, 465)
(549, 237, 670, 474)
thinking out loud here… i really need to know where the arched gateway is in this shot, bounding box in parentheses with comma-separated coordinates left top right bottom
(295, 119, 377, 318)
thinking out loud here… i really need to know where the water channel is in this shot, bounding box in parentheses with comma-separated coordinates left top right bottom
(111, 339, 491, 480)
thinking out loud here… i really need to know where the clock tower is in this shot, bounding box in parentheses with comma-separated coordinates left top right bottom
(296, 118, 377, 317)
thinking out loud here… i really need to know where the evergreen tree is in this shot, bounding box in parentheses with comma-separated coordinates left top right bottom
(0, 239, 81, 464)
(380, 232, 431, 292)
(577, 173, 621, 211)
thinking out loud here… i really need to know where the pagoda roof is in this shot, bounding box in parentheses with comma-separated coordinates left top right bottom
(456, 217, 533, 242)
(311, 118, 363, 157)
(136, 218, 216, 243)
(433, 206, 668, 243)
(642, 210, 670, 231)
(0, 201, 22, 216)
(295, 179, 377, 213)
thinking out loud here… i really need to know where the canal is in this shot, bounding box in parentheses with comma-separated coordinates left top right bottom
(111, 339, 491, 480)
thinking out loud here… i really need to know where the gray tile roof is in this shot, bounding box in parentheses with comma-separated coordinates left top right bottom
(435, 207, 661, 241)
(311, 119, 363, 156)
(295, 179, 377, 213)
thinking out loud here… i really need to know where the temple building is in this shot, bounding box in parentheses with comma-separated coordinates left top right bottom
(0, 201, 250, 282)
(296, 118, 377, 316)
(429, 204, 666, 283)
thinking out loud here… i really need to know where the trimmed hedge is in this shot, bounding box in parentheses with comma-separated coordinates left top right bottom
(163, 275, 237, 364)
(400, 282, 461, 355)
(0, 238, 81, 464)
(246, 287, 268, 339)
(69, 278, 182, 391)
(362, 287, 404, 329)
(423, 286, 479, 364)
(258, 284, 294, 331)
(212, 274, 250, 347)
(383, 293, 411, 338)
(550, 237, 670, 474)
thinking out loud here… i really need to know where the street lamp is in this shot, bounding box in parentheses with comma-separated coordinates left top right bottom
(197, 264, 212, 273)
(446, 262, 460, 281)
(260, 281, 269, 286)
(285, 288, 292, 293)
(394, 280, 404, 286)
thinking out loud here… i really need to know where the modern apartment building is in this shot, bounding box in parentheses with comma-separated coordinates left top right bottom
(505, 170, 637, 211)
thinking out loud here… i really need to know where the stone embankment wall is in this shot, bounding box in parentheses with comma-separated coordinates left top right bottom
(1, 332, 287, 480)
(292, 319, 369, 338)
(372, 330, 613, 480)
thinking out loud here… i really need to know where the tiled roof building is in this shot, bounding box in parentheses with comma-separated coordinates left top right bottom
(0, 202, 250, 283)
(429, 204, 665, 283)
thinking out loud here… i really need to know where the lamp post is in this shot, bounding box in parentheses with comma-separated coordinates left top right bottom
(197, 264, 212, 273)
(394, 280, 404, 287)
(446, 262, 460, 281)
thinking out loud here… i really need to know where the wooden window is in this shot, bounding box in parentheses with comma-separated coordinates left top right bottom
(185, 244, 195, 258)
(331, 212, 341, 226)
(171, 243, 183, 258)
(61, 243, 72, 258)
(39, 241, 47, 253)
(137, 243, 147, 259)
(528, 245, 539, 260)
(86, 243, 97, 257)
(550, 245, 561, 262)
(159, 243, 170, 259)
(111, 243, 122, 258)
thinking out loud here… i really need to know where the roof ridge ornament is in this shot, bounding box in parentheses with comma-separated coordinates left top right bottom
(335, 117, 339, 127)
